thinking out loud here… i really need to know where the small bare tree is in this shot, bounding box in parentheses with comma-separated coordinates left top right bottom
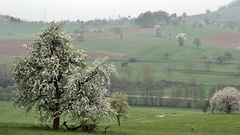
(168, 33, 173, 42)
(164, 65, 174, 79)
(203, 57, 212, 71)
(185, 61, 193, 71)
(193, 38, 201, 48)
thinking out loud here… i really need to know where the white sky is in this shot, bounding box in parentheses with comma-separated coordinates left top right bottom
(0, 0, 234, 21)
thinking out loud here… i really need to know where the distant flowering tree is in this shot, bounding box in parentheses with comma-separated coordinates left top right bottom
(154, 25, 162, 37)
(176, 33, 187, 46)
(12, 22, 115, 130)
(210, 87, 240, 114)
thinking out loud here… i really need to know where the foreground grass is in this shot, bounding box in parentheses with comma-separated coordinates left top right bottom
(1, 101, 240, 135)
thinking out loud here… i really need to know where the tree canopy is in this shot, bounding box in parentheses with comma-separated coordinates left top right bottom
(12, 22, 115, 130)
(135, 11, 169, 27)
(210, 87, 240, 114)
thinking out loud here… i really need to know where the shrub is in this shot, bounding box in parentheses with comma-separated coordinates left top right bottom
(201, 100, 210, 113)
(128, 58, 136, 62)
(216, 56, 227, 64)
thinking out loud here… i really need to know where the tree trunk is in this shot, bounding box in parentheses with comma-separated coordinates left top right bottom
(117, 115, 120, 126)
(211, 107, 214, 114)
(226, 106, 231, 114)
(53, 116, 60, 129)
(53, 75, 61, 129)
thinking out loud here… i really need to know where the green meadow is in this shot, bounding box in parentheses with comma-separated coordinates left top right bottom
(0, 101, 240, 135)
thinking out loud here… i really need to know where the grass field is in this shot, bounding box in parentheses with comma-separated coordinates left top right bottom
(0, 101, 240, 135)
(75, 24, 240, 86)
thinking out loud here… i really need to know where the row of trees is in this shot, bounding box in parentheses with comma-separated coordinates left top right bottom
(135, 11, 187, 27)
(0, 14, 21, 22)
(112, 70, 206, 108)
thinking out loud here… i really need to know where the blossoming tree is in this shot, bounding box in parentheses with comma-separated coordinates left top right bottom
(176, 33, 187, 46)
(210, 87, 240, 114)
(12, 22, 115, 130)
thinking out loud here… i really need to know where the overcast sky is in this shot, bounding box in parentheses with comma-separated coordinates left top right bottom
(0, 0, 234, 21)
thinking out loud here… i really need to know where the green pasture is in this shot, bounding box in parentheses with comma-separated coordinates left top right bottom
(0, 101, 240, 135)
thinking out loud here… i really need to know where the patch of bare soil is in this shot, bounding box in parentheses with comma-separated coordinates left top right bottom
(0, 40, 125, 60)
(0, 40, 30, 56)
(202, 32, 240, 49)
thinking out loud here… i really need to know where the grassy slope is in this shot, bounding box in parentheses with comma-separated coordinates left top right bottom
(76, 25, 240, 85)
(1, 22, 240, 91)
(0, 21, 45, 40)
(0, 101, 240, 135)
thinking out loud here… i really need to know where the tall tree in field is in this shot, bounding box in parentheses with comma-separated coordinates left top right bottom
(12, 23, 87, 129)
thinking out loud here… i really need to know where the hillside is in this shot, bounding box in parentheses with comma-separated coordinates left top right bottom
(187, 3, 240, 28)
(1, 15, 240, 107)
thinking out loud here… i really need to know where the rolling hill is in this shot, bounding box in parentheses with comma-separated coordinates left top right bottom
(187, 1, 240, 28)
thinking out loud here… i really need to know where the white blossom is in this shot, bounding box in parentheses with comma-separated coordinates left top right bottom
(210, 86, 240, 113)
(176, 33, 187, 46)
